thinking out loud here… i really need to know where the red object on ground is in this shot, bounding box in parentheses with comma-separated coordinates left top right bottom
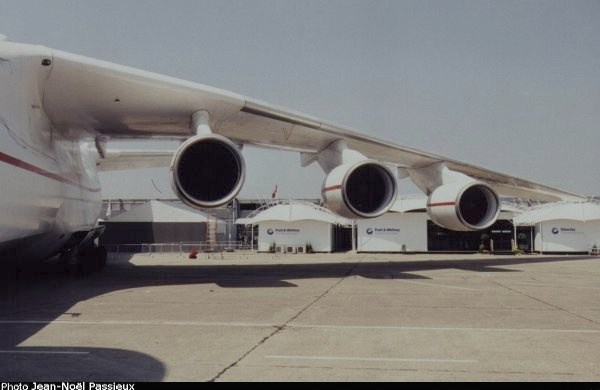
(189, 249, 198, 259)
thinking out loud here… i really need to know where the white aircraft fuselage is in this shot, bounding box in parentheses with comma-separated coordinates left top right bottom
(0, 42, 102, 264)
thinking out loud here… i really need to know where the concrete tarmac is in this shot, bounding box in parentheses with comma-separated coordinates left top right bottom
(1, 252, 599, 381)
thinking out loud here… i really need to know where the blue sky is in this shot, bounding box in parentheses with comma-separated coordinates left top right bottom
(1, 0, 599, 198)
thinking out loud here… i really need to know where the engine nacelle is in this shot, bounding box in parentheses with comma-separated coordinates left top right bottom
(322, 160, 397, 219)
(171, 134, 245, 209)
(427, 181, 500, 231)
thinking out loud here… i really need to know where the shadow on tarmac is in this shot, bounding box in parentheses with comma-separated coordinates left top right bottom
(0, 254, 592, 381)
(0, 346, 165, 382)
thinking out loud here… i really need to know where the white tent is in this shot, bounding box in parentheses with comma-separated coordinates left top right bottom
(514, 202, 600, 252)
(236, 201, 352, 252)
(514, 202, 600, 225)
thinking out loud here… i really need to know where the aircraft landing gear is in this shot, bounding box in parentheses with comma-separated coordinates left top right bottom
(64, 245, 107, 276)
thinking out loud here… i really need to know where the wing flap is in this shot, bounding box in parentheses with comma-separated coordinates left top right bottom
(98, 149, 174, 171)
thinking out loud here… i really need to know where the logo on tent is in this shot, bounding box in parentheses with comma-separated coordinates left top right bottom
(552, 227, 559, 235)
(267, 228, 274, 235)
(366, 228, 373, 235)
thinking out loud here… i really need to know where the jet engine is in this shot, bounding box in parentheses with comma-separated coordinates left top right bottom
(322, 160, 397, 219)
(426, 181, 500, 231)
(171, 134, 245, 209)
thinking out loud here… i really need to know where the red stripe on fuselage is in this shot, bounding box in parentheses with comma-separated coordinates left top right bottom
(427, 202, 456, 207)
(323, 184, 342, 192)
(0, 151, 101, 193)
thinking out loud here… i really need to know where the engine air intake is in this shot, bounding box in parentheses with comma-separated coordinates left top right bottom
(322, 160, 397, 219)
(427, 181, 500, 231)
(171, 135, 245, 209)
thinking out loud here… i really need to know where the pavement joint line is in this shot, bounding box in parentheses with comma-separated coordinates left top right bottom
(207, 255, 365, 382)
(1, 320, 599, 333)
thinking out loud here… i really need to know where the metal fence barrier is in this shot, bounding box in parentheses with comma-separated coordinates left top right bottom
(105, 241, 256, 256)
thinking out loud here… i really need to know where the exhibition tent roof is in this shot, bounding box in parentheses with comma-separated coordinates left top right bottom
(389, 196, 428, 212)
(236, 201, 352, 225)
(514, 202, 600, 225)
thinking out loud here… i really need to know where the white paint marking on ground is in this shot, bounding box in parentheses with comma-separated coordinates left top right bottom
(288, 324, 600, 334)
(0, 350, 89, 355)
(400, 280, 477, 291)
(1, 320, 599, 334)
(0, 319, 275, 328)
(507, 282, 600, 290)
(265, 355, 477, 364)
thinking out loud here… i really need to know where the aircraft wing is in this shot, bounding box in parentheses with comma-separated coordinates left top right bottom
(41, 45, 583, 202)
(219, 99, 583, 202)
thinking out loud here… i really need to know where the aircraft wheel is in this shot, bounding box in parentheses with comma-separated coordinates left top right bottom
(93, 246, 107, 270)
(64, 246, 106, 276)
(79, 246, 106, 274)
(62, 248, 80, 276)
